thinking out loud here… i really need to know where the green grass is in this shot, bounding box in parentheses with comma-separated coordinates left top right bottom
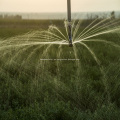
(0, 19, 64, 38)
(0, 19, 120, 120)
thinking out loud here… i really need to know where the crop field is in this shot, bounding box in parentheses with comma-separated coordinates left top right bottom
(0, 18, 120, 120)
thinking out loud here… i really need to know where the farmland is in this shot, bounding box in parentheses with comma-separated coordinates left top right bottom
(0, 18, 120, 120)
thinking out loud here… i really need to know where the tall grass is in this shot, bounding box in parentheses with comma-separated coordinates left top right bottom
(0, 19, 120, 119)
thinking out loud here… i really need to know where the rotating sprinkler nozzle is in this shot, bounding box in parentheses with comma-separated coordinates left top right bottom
(67, 0, 73, 47)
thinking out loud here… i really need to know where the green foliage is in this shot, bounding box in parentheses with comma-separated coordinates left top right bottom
(0, 102, 120, 120)
(0, 19, 120, 119)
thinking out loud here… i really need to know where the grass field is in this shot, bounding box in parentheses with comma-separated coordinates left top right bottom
(0, 18, 120, 120)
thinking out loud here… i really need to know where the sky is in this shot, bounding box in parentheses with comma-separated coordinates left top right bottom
(0, 0, 120, 13)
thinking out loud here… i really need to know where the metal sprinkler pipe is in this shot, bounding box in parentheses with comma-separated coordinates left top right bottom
(67, 0, 73, 47)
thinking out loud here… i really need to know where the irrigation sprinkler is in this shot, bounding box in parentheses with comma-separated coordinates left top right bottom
(67, 0, 73, 47)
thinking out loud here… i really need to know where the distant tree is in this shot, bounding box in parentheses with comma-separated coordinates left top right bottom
(3, 14, 22, 20)
(111, 11, 115, 19)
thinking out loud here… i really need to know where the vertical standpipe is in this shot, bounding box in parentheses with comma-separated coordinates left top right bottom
(67, 0, 73, 47)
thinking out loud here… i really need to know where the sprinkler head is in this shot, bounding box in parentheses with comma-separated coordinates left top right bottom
(69, 37, 73, 47)
(68, 24, 73, 47)
(69, 43, 73, 47)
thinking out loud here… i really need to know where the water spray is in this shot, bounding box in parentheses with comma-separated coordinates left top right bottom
(67, 0, 73, 47)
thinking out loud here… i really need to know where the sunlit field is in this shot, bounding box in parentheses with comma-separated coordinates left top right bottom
(0, 18, 120, 120)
